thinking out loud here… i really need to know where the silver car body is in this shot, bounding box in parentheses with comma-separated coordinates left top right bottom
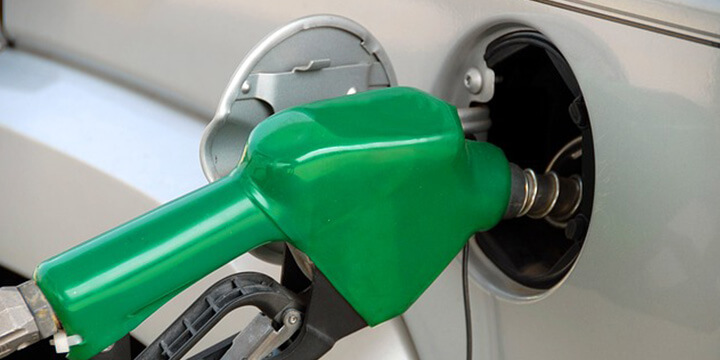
(1, 0, 719, 358)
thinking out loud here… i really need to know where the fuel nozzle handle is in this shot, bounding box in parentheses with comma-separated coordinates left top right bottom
(7, 88, 515, 360)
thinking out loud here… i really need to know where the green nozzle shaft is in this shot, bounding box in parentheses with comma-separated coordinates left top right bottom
(34, 173, 286, 360)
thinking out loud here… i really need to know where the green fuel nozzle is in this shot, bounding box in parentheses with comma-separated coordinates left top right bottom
(27, 87, 515, 359)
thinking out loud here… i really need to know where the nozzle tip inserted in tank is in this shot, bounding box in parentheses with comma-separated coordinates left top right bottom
(504, 163, 582, 225)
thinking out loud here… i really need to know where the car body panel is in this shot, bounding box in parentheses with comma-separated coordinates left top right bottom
(2, 0, 720, 359)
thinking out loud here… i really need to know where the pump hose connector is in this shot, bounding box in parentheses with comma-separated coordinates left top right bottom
(503, 163, 582, 226)
(0, 281, 58, 359)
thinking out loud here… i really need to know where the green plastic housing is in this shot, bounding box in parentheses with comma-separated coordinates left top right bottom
(34, 87, 511, 359)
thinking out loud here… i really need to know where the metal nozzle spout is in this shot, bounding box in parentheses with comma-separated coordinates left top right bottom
(504, 163, 582, 226)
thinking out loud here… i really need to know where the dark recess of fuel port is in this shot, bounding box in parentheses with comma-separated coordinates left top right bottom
(475, 31, 595, 289)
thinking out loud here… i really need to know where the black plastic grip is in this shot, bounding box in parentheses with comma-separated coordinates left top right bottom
(135, 272, 304, 360)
